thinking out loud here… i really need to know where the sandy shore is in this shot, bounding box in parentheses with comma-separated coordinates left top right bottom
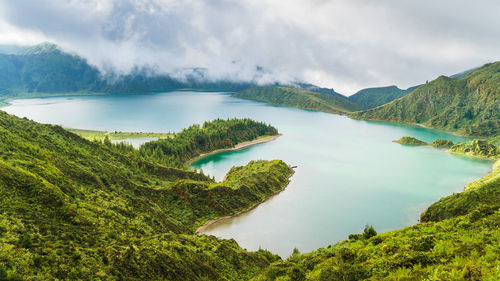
(185, 134, 282, 167)
(196, 167, 296, 234)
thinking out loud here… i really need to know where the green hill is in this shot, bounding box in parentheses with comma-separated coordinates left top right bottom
(233, 86, 360, 114)
(0, 111, 293, 280)
(1, 104, 500, 280)
(350, 63, 500, 136)
(348, 85, 419, 110)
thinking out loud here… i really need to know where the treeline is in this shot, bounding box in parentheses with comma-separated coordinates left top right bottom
(139, 118, 278, 166)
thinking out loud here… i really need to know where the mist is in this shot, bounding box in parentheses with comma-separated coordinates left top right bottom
(1, 0, 500, 95)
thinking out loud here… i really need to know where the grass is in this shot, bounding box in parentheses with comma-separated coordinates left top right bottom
(66, 128, 172, 141)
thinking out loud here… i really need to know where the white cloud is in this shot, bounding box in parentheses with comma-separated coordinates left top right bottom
(0, 0, 500, 94)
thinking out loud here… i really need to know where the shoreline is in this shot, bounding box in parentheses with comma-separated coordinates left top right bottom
(196, 167, 296, 234)
(185, 134, 282, 167)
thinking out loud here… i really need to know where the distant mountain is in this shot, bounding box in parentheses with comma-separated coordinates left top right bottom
(350, 62, 500, 136)
(348, 68, 478, 110)
(0, 42, 266, 96)
(348, 85, 420, 110)
(0, 43, 103, 96)
(450, 67, 478, 79)
(0, 42, 337, 98)
(233, 86, 360, 114)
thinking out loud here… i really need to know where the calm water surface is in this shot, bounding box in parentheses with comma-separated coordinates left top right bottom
(3, 91, 493, 257)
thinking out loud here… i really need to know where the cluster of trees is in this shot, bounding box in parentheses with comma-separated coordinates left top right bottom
(139, 118, 278, 166)
(0, 111, 295, 280)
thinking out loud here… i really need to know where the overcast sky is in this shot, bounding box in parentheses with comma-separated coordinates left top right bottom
(0, 0, 499, 95)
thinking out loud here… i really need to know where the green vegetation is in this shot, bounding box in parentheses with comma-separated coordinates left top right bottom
(250, 135, 500, 280)
(351, 62, 500, 136)
(348, 85, 418, 110)
(449, 139, 499, 158)
(255, 207, 500, 280)
(421, 160, 499, 223)
(421, 137, 499, 223)
(66, 128, 172, 142)
(393, 136, 428, 145)
(431, 139, 454, 148)
(233, 86, 360, 114)
(0, 110, 294, 280)
(139, 118, 278, 167)
(394, 136, 455, 148)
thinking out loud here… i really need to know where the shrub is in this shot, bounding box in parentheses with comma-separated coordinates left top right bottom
(363, 224, 377, 239)
(19, 233, 32, 249)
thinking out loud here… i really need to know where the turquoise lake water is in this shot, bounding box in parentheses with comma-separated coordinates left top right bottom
(3, 91, 493, 257)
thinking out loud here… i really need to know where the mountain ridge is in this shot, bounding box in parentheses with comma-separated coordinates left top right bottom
(350, 62, 500, 136)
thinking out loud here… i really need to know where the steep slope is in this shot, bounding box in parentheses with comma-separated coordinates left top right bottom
(233, 86, 360, 114)
(0, 111, 293, 280)
(348, 85, 419, 110)
(350, 62, 500, 136)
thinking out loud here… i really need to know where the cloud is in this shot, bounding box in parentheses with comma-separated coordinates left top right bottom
(0, 0, 500, 94)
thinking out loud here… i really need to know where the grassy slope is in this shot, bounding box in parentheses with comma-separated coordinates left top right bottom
(66, 128, 172, 141)
(254, 137, 500, 280)
(233, 86, 360, 114)
(348, 85, 413, 110)
(350, 62, 500, 136)
(0, 111, 294, 280)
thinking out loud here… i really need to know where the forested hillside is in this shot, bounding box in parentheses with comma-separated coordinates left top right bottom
(348, 85, 419, 110)
(0, 111, 293, 280)
(233, 86, 360, 114)
(350, 62, 500, 136)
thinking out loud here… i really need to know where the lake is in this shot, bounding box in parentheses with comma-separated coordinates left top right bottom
(3, 91, 493, 257)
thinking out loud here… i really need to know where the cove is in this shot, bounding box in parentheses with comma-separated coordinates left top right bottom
(3, 91, 493, 257)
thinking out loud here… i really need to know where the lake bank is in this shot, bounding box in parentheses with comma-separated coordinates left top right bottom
(2, 91, 492, 256)
(196, 167, 296, 234)
(185, 134, 282, 167)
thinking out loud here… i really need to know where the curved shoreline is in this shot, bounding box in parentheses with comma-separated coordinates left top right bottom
(196, 167, 296, 234)
(185, 134, 282, 167)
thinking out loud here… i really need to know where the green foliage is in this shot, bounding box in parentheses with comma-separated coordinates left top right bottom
(19, 233, 32, 249)
(449, 139, 499, 158)
(393, 136, 428, 145)
(292, 247, 301, 255)
(351, 63, 500, 136)
(421, 160, 500, 222)
(233, 86, 360, 114)
(348, 85, 417, 110)
(431, 139, 454, 148)
(139, 118, 278, 167)
(255, 143, 500, 281)
(0, 110, 292, 280)
(257, 208, 500, 280)
(363, 224, 377, 239)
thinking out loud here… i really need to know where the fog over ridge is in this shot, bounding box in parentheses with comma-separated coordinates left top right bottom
(1, 0, 500, 95)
